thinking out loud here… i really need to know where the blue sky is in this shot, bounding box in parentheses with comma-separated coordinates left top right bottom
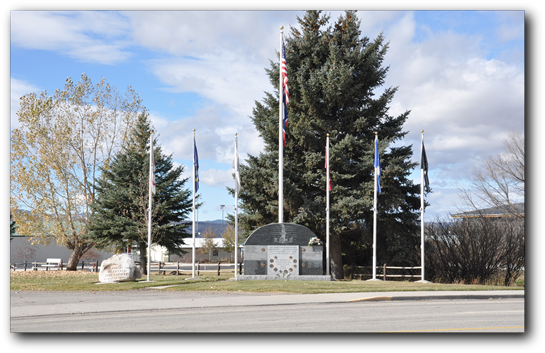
(8, 8, 525, 223)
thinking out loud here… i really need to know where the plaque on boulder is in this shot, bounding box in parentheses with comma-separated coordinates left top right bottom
(99, 254, 142, 283)
(240, 223, 331, 281)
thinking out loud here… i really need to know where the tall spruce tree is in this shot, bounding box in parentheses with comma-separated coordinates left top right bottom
(234, 11, 422, 279)
(89, 112, 192, 274)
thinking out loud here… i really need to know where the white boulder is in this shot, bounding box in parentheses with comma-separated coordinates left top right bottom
(99, 254, 142, 283)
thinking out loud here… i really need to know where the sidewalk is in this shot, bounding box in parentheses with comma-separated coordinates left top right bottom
(10, 290, 524, 318)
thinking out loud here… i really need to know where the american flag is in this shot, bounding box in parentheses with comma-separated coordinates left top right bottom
(281, 39, 289, 146)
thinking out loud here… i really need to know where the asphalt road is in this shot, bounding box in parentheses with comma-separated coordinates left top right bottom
(10, 290, 524, 333)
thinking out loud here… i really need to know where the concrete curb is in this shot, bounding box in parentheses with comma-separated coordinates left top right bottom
(348, 292, 525, 302)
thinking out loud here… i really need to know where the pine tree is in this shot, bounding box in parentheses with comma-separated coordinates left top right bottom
(89, 112, 193, 274)
(234, 11, 422, 279)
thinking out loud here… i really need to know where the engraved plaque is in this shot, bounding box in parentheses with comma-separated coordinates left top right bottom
(267, 245, 299, 277)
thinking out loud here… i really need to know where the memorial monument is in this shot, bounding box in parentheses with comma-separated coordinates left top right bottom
(238, 223, 331, 281)
(98, 253, 142, 283)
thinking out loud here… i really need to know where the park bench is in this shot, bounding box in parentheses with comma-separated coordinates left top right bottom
(42, 258, 63, 270)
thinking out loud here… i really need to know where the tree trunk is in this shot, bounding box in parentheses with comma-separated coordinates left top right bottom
(67, 242, 95, 271)
(66, 246, 84, 271)
(139, 242, 148, 275)
(330, 235, 344, 280)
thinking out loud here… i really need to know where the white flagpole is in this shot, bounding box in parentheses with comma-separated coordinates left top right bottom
(421, 130, 425, 282)
(192, 129, 196, 278)
(371, 132, 379, 280)
(326, 134, 330, 276)
(147, 132, 153, 282)
(278, 26, 284, 224)
(234, 133, 239, 279)
(373, 132, 378, 279)
(419, 130, 429, 283)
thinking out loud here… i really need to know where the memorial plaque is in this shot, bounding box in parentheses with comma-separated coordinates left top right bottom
(300, 245, 323, 275)
(267, 245, 299, 277)
(243, 245, 267, 275)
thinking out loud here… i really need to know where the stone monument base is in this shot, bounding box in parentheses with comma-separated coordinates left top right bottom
(236, 275, 332, 281)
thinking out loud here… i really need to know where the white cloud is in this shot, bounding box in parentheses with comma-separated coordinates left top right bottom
(495, 11, 524, 43)
(381, 15, 523, 181)
(200, 168, 235, 189)
(149, 107, 263, 166)
(149, 53, 268, 117)
(10, 11, 132, 65)
(124, 11, 298, 65)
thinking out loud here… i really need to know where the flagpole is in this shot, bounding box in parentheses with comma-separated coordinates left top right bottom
(368, 132, 381, 281)
(278, 26, 284, 224)
(417, 130, 432, 283)
(147, 132, 153, 282)
(192, 129, 196, 278)
(234, 133, 239, 279)
(326, 134, 330, 276)
(373, 132, 377, 280)
(421, 130, 425, 283)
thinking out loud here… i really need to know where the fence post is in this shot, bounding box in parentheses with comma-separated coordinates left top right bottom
(197, 261, 200, 276)
(24, 261, 28, 271)
(81, 261, 84, 271)
(60, 259, 63, 271)
(217, 261, 221, 276)
(34, 261, 38, 271)
(176, 261, 180, 276)
(383, 263, 387, 281)
(13, 262, 16, 271)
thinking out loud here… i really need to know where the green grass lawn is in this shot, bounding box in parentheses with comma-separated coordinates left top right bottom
(10, 270, 524, 294)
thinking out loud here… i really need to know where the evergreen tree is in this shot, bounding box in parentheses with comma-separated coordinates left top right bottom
(89, 112, 192, 274)
(234, 11, 422, 279)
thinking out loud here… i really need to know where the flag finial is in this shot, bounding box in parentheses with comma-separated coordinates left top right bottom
(327, 133, 329, 137)
(422, 130, 424, 133)
(280, 26, 284, 30)
(375, 131, 378, 135)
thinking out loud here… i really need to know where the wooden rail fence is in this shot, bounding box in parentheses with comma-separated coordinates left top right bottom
(11, 260, 246, 275)
(10, 260, 99, 272)
(349, 263, 422, 281)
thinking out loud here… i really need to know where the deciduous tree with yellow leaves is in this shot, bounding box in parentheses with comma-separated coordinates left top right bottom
(10, 73, 144, 270)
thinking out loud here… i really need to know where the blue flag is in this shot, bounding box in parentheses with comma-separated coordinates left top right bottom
(194, 138, 199, 192)
(374, 137, 381, 194)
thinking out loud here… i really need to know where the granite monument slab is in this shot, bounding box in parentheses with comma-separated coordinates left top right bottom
(239, 223, 331, 281)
